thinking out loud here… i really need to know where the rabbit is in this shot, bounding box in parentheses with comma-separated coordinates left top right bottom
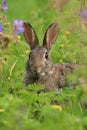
(23, 22, 78, 92)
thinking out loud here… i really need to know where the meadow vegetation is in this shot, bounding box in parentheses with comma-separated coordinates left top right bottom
(0, 0, 87, 130)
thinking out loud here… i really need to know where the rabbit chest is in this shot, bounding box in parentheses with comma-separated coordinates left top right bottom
(36, 65, 67, 91)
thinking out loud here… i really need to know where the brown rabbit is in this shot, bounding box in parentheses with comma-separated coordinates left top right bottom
(23, 22, 78, 92)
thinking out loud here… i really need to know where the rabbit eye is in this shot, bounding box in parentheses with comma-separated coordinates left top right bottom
(45, 52, 48, 59)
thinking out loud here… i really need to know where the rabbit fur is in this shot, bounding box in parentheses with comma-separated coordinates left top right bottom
(23, 22, 78, 92)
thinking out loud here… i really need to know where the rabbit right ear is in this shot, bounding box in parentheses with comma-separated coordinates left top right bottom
(43, 23, 59, 51)
(23, 22, 39, 49)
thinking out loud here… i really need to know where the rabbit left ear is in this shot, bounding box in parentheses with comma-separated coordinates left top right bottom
(43, 23, 59, 50)
(23, 22, 39, 50)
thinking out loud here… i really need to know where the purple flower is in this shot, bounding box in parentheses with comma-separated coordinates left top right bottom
(13, 19, 24, 34)
(2, 0, 8, 11)
(0, 23, 4, 32)
(80, 9, 87, 21)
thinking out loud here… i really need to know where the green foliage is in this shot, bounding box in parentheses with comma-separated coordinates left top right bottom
(0, 0, 87, 130)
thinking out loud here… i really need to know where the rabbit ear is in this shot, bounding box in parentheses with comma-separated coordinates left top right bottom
(23, 22, 39, 49)
(43, 23, 59, 50)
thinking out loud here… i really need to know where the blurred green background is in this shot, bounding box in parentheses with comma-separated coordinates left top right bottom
(0, 0, 87, 130)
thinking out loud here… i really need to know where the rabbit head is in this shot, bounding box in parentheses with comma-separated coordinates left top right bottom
(23, 22, 59, 76)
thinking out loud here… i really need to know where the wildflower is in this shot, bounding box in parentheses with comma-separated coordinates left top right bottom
(66, 31, 71, 36)
(60, 44, 64, 49)
(0, 109, 4, 112)
(16, 36, 21, 43)
(51, 105, 62, 111)
(59, 59, 63, 63)
(2, 0, 8, 11)
(13, 19, 24, 34)
(17, 35, 21, 40)
(80, 9, 87, 21)
(80, 9, 87, 30)
(0, 23, 4, 32)
(25, 50, 31, 54)
(7, 77, 10, 80)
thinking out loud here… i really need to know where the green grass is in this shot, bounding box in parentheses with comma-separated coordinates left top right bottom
(0, 0, 87, 130)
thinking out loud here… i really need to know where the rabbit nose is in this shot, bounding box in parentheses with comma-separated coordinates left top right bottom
(32, 65, 38, 71)
(33, 66, 41, 73)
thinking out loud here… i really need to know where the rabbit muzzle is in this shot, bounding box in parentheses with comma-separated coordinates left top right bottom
(28, 60, 44, 76)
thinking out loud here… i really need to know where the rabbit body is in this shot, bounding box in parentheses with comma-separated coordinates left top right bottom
(23, 22, 77, 91)
(25, 60, 77, 91)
